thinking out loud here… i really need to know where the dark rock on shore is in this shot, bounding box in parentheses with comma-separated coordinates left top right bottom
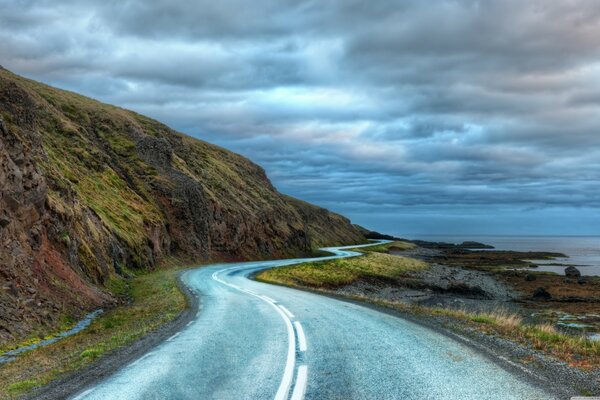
(533, 287, 552, 300)
(564, 266, 581, 278)
(458, 241, 495, 249)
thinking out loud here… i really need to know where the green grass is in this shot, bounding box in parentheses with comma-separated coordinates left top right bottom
(353, 241, 416, 253)
(6, 379, 41, 396)
(258, 250, 600, 370)
(0, 267, 187, 399)
(257, 251, 427, 289)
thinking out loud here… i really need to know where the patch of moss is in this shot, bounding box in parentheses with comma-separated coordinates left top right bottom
(7, 379, 42, 395)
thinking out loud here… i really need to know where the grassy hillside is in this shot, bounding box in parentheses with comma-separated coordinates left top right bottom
(0, 66, 365, 344)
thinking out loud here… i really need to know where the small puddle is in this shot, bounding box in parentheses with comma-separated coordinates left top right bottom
(0, 309, 103, 364)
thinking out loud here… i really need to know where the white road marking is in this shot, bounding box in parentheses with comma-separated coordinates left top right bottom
(129, 351, 154, 368)
(290, 365, 308, 400)
(186, 321, 193, 327)
(261, 295, 277, 303)
(167, 332, 180, 342)
(71, 388, 95, 400)
(294, 321, 307, 352)
(278, 305, 295, 319)
(212, 267, 296, 400)
(272, 301, 296, 400)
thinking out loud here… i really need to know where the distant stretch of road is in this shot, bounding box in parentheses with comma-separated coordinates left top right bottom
(71, 243, 553, 400)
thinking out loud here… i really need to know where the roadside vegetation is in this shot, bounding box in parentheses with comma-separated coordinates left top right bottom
(0, 267, 187, 399)
(258, 250, 600, 370)
(376, 300, 600, 370)
(353, 240, 416, 253)
(257, 251, 427, 289)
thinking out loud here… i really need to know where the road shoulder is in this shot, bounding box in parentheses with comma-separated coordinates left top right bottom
(23, 271, 199, 400)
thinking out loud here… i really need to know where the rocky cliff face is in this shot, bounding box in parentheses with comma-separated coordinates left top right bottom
(0, 67, 365, 343)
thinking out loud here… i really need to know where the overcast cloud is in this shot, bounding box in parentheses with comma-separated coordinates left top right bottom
(2, 0, 600, 235)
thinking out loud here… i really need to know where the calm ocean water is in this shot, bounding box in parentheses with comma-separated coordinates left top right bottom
(407, 235, 600, 277)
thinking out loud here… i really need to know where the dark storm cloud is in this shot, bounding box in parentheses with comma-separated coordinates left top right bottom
(1, 0, 600, 234)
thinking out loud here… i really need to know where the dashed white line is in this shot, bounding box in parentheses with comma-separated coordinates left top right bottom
(272, 302, 296, 400)
(278, 305, 295, 319)
(212, 268, 296, 400)
(186, 321, 193, 327)
(167, 332, 180, 342)
(290, 365, 308, 400)
(197, 244, 390, 400)
(293, 321, 307, 352)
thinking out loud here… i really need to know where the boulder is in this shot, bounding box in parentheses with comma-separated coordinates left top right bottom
(564, 266, 581, 278)
(532, 287, 552, 300)
(525, 274, 536, 282)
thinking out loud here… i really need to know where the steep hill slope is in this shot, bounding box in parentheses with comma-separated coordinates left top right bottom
(0, 67, 365, 343)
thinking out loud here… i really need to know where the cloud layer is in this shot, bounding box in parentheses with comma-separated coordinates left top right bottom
(2, 0, 600, 235)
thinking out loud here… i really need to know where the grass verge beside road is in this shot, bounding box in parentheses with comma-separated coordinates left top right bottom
(352, 240, 416, 253)
(0, 267, 187, 399)
(257, 251, 427, 289)
(257, 250, 600, 370)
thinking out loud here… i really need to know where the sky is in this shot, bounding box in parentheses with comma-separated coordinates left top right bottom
(2, 0, 600, 237)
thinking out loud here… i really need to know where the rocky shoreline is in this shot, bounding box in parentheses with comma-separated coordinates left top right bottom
(353, 233, 600, 340)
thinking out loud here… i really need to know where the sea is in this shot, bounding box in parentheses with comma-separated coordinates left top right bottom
(406, 235, 600, 277)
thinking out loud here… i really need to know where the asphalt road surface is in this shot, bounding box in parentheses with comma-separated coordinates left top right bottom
(71, 243, 554, 400)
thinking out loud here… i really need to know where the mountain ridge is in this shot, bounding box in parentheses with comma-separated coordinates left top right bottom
(0, 67, 365, 343)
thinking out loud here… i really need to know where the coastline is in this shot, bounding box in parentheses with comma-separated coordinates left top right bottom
(256, 240, 600, 396)
(10, 238, 600, 398)
(257, 281, 596, 398)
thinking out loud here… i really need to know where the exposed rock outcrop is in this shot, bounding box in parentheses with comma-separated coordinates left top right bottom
(0, 68, 366, 343)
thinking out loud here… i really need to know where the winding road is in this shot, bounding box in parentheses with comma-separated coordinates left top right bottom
(71, 243, 554, 400)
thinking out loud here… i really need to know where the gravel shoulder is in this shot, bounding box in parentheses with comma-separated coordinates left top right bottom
(274, 283, 599, 397)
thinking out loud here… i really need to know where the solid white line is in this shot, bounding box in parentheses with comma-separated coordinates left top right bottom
(167, 332, 180, 342)
(211, 267, 296, 400)
(261, 295, 277, 303)
(278, 305, 295, 319)
(186, 321, 193, 327)
(71, 388, 95, 400)
(294, 321, 307, 352)
(290, 365, 308, 400)
(202, 243, 386, 400)
(272, 304, 296, 400)
(129, 351, 154, 368)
